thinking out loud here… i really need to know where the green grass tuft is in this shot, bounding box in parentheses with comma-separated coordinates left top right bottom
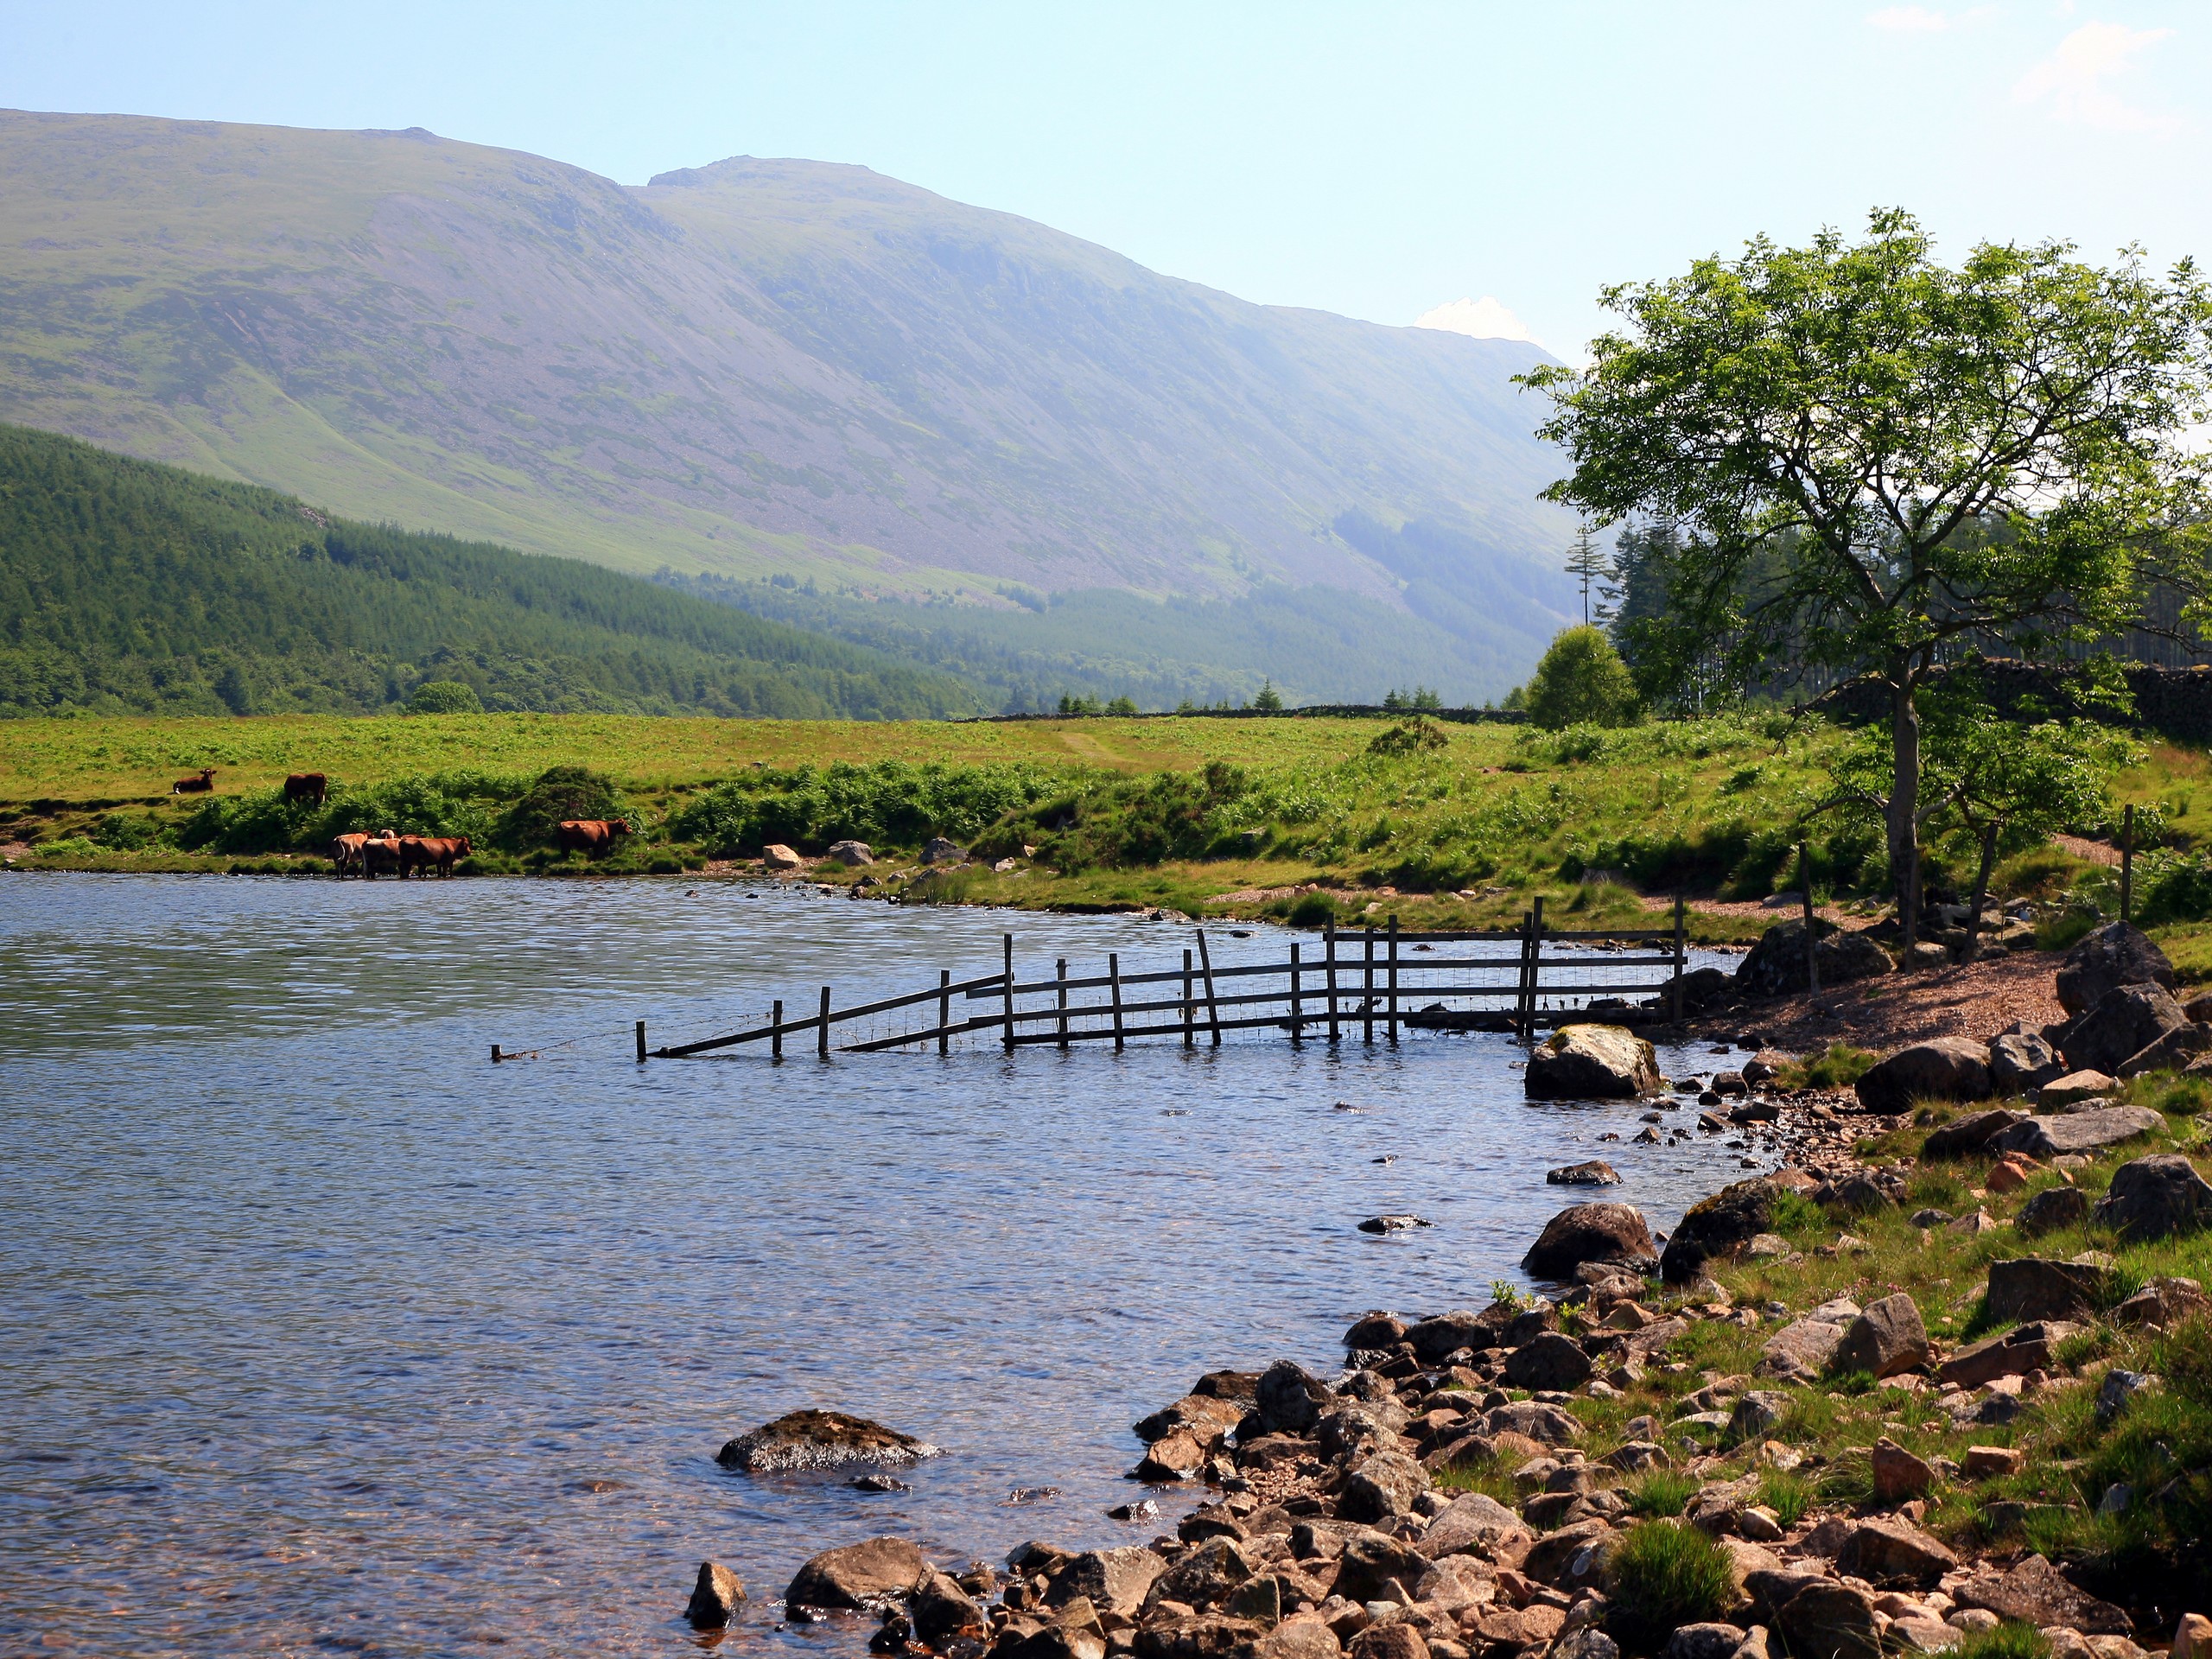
(1604, 1520, 1737, 1652)
(1623, 1468, 1701, 1518)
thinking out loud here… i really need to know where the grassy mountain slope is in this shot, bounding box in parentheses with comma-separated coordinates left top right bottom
(0, 423, 977, 718)
(0, 109, 1577, 695)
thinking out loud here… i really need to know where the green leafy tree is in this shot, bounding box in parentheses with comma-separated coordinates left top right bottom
(1106, 695, 1140, 715)
(1523, 626, 1639, 730)
(406, 679, 482, 715)
(1252, 680, 1284, 711)
(1524, 210, 2212, 944)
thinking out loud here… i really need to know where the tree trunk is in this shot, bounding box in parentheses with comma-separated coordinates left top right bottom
(1888, 674, 1923, 950)
(1964, 823, 1998, 963)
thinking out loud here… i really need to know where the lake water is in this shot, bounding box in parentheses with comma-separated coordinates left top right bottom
(1, 874, 1759, 1657)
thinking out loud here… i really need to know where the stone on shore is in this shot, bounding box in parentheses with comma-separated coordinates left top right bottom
(1330, 1528, 1429, 1604)
(1951, 1554, 2132, 1635)
(2120, 1020, 2212, 1077)
(1871, 1438, 1935, 1503)
(1758, 1299, 1861, 1381)
(1255, 1360, 1335, 1433)
(921, 837, 968, 864)
(1938, 1321, 2075, 1389)
(1773, 1580, 1884, 1659)
(786, 1535, 930, 1609)
(1990, 1106, 2163, 1160)
(1663, 1626, 1747, 1659)
(1986, 1258, 2106, 1325)
(1417, 1491, 1529, 1558)
(1834, 1517, 1955, 1587)
(2038, 1071, 2117, 1106)
(1737, 918, 1891, 999)
(1503, 1332, 1596, 1392)
(1921, 1109, 2027, 1160)
(1357, 1214, 1431, 1234)
(1853, 1037, 1991, 1114)
(1342, 1312, 1406, 1350)
(1339, 1450, 1427, 1522)
(1526, 1025, 1662, 1098)
(2114, 1275, 2211, 1327)
(1661, 1179, 1780, 1282)
(2055, 922, 2175, 1016)
(717, 1409, 941, 1472)
(2018, 1185, 2091, 1236)
(1522, 1202, 1659, 1279)
(1407, 1306, 1506, 1363)
(686, 1560, 746, 1628)
(912, 1569, 988, 1645)
(1988, 1028, 2066, 1094)
(2094, 1154, 2212, 1243)
(2058, 982, 2190, 1077)
(762, 843, 804, 871)
(1832, 1293, 1929, 1379)
(827, 840, 875, 867)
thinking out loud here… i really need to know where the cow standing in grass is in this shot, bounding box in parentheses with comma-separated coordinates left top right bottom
(284, 772, 327, 805)
(556, 819, 632, 857)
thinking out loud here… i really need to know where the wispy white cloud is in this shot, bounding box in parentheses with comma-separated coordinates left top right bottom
(2012, 21, 2181, 132)
(1414, 296, 1538, 345)
(1866, 4, 1994, 31)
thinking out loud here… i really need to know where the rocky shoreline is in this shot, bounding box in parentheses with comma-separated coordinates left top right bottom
(687, 922, 2212, 1659)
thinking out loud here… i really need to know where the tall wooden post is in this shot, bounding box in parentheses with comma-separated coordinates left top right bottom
(936, 974, 949, 1055)
(1801, 841, 1820, 995)
(817, 986, 830, 1059)
(1362, 924, 1375, 1045)
(1325, 924, 1340, 1043)
(1109, 952, 1126, 1052)
(635, 1020, 647, 1063)
(1182, 949, 1195, 1047)
(1530, 896, 1545, 1036)
(1513, 909, 1534, 1040)
(1001, 932, 1015, 1052)
(2121, 804, 2135, 925)
(1289, 943, 1303, 1043)
(1387, 915, 1400, 1044)
(1196, 928, 1223, 1046)
(1057, 958, 1070, 1050)
(1669, 895, 1687, 1024)
(772, 998, 784, 1059)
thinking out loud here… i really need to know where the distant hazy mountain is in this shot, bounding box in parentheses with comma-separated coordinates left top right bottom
(0, 108, 1577, 698)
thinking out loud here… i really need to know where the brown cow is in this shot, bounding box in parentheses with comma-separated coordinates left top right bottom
(397, 835, 473, 878)
(330, 832, 370, 874)
(284, 772, 328, 805)
(359, 832, 404, 880)
(172, 768, 216, 794)
(556, 819, 632, 856)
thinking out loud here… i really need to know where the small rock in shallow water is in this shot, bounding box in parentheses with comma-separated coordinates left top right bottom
(686, 1560, 746, 1629)
(1106, 1499, 1160, 1522)
(1371, 1155, 1396, 1165)
(850, 1472, 912, 1492)
(1004, 1485, 1060, 1504)
(1359, 1214, 1432, 1233)
(719, 1409, 941, 1473)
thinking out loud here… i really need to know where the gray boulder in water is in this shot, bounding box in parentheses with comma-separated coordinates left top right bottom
(715, 1408, 942, 1472)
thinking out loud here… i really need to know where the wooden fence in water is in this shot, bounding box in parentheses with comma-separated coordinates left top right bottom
(631, 897, 1690, 1062)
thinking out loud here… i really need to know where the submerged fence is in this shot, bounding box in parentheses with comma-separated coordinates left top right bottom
(630, 898, 1690, 1062)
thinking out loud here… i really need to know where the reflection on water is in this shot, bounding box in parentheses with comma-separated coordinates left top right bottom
(1, 874, 1757, 1656)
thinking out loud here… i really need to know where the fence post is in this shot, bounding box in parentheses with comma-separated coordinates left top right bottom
(1057, 958, 1070, 1050)
(2121, 804, 2135, 925)
(937, 974, 950, 1055)
(1387, 914, 1400, 1045)
(817, 985, 830, 1060)
(636, 1020, 647, 1064)
(1196, 928, 1224, 1046)
(1362, 924, 1375, 1045)
(1109, 952, 1126, 1052)
(1801, 841, 1820, 995)
(1530, 896, 1545, 1037)
(1002, 933, 1015, 1052)
(492, 1044, 504, 1064)
(1289, 943, 1303, 1043)
(772, 999, 784, 1059)
(1514, 909, 1534, 1040)
(1182, 949, 1195, 1047)
(1669, 895, 1686, 1025)
(1325, 924, 1340, 1043)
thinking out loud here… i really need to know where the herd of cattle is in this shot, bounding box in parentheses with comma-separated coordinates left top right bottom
(165, 766, 634, 871)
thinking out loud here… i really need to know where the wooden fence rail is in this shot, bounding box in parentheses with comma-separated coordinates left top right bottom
(639, 898, 1690, 1061)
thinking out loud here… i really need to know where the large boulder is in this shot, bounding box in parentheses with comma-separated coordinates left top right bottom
(2056, 922, 2176, 1016)
(1522, 1203, 1659, 1280)
(1659, 1179, 1779, 1283)
(1951, 1554, 2132, 1636)
(1834, 1519, 1955, 1587)
(717, 1409, 941, 1472)
(1771, 1580, 1884, 1659)
(1830, 1293, 1928, 1379)
(1407, 1306, 1510, 1363)
(1737, 918, 1892, 999)
(786, 1535, 931, 1609)
(2094, 1154, 2212, 1243)
(912, 1570, 988, 1646)
(1503, 1332, 1597, 1392)
(1988, 1028, 2067, 1095)
(1526, 1026, 1662, 1099)
(2058, 982, 2191, 1076)
(1055, 1548, 1168, 1618)
(1920, 1109, 2027, 1159)
(2119, 1020, 2212, 1077)
(1338, 1451, 1428, 1522)
(1758, 1298, 1861, 1381)
(2017, 1185, 2092, 1236)
(1988, 1104, 2163, 1159)
(1938, 1321, 2076, 1389)
(1254, 1361, 1335, 1433)
(1985, 1257, 2107, 1324)
(1330, 1529, 1430, 1605)
(1853, 1037, 1991, 1114)
(1417, 1492, 1530, 1558)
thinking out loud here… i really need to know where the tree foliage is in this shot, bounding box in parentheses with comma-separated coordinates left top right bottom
(1525, 211, 2212, 939)
(1523, 626, 1639, 730)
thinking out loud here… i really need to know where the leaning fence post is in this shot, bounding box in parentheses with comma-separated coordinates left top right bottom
(1057, 957, 1070, 1050)
(1669, 895, 1686, 1025)
(2121, 804, 2135, 924)
(1387, 915, 1400, 1044)
(1002, 933, 1015, 1052)
(635, 1020, 646, 1064)
(1326, 923, 1340, 1043)
(1196, 928, 1224, 1046)
(817, 986, 830, 1060)
(937, 974, 950, 1055)
(1289, 943, 1303, 1043)
(1109, 952, 1126, 1052)
(1182, 949, 1195, 1047)
(772, 998, 784, 1059)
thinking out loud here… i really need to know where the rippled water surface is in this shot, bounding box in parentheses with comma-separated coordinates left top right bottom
(2, 874, 1756, 1656)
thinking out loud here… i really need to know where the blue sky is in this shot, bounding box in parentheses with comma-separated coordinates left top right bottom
(3, 2, 2206, 356)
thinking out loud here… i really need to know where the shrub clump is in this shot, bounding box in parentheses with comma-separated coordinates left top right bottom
(406, 679, 483, 715)
(1369, 717, 1448, 758)
(497, 765, 624, 851)
(1604, 1519, 1735, 1651)
(1522, 626, 1639, 731)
